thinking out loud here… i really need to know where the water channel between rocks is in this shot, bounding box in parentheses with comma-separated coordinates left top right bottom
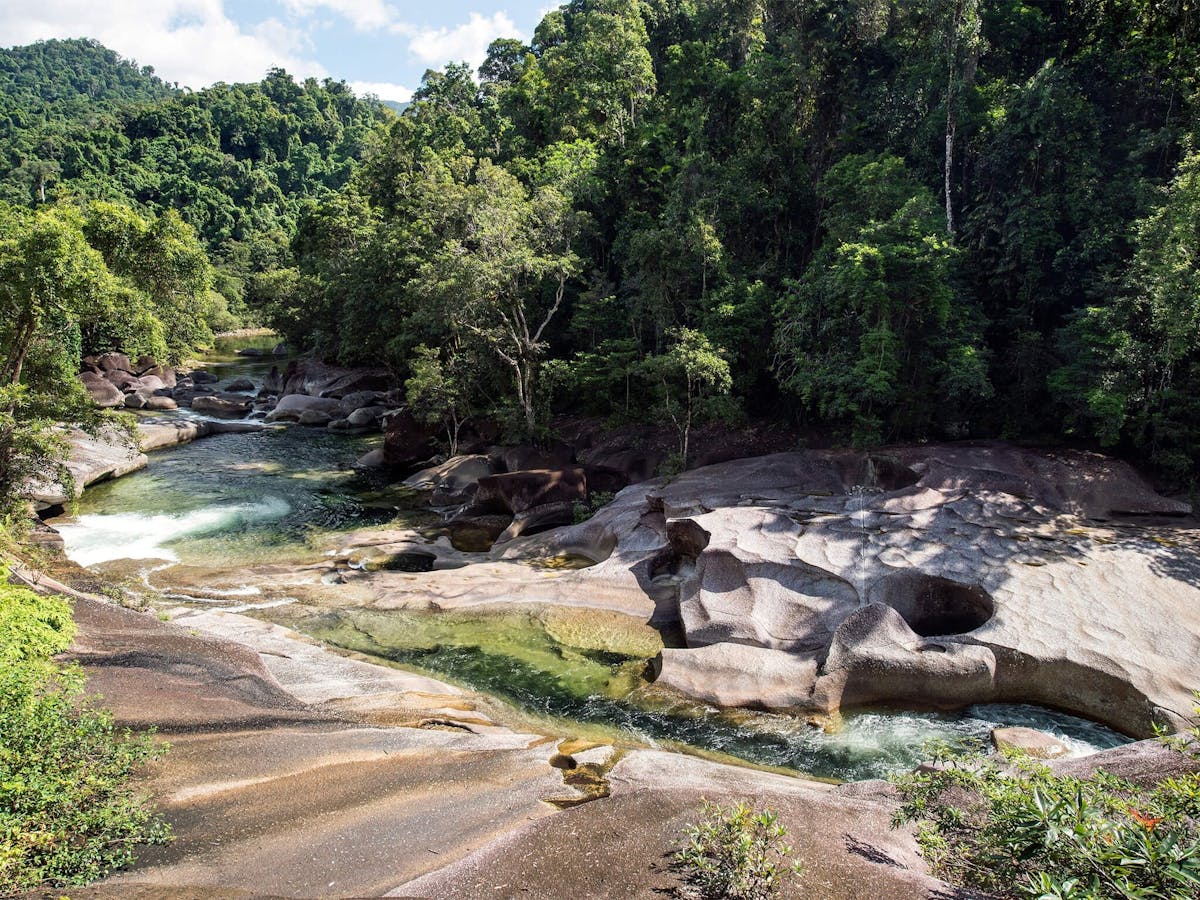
(50, 335, 1132, 782)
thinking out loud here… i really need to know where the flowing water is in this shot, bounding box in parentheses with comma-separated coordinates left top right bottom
(51, 335, 1132, 781)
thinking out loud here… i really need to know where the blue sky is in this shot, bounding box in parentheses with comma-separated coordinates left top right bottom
(0, 1, 557, 103)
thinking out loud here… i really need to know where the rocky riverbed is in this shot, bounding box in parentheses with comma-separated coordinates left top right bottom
(29, 337, 1200, 896)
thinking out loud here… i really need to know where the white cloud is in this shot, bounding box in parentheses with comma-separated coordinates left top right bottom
(0, 0, 325, 89)
(348, 80, 412, 103)
(397, 11, 522, 70)
(281, 0, 397, 32)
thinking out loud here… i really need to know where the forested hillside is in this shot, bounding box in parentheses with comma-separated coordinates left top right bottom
(1, 2, 1199, 502)
(274, 0, 1199, 484)
(0, 38, 393, 320)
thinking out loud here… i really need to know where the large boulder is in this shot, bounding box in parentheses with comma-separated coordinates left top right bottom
(279, 359, 391, 399)
(192, 395, 253, 418)
(493, 443, 575, 474)
(454, 445, 1199, 738)
(471, 468, 588, 543)
(264, 394, 344, 423)
(104, 369, 140, 392)
(405, 455, 494, 507)
(262, 366, 285, 394)
(474, 468, 587, 515)
(27, 427, 148, 505)
(298, 409, 334, 427)
(381, 408, 440, 469)
(346, 405, 388, 428)
(94, 352, 133, 374)
(80, 372, 125, 408)
(991, 727, 1071, 760)
(137, 362, 176, 388)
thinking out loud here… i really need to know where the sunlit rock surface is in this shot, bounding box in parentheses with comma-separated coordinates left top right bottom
(353, 443, 1196, 737)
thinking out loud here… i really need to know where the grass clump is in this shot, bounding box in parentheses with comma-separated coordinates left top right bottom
(890, 730, 1200, 899)
(674, 799, 804, 899)
(0, 567, 169, 893)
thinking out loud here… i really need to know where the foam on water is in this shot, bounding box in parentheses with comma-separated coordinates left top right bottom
(57, 495, 293, 566)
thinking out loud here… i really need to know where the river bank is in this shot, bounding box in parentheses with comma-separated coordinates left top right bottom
(12, 562, 953, 899)
(23, 335, 1200, 894)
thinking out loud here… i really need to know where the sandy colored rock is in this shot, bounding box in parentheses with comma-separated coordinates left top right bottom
(341, 444, 1198, 737)
(991, 726, 1071, 759)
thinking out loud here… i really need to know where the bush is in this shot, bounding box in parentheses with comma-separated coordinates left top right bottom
(890, 731, 1200, 899)
(0, 570, 170, 893)
(572, 490, 617, 524)
(674, 800, 804, 899)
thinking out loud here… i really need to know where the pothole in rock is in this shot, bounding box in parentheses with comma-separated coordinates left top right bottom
(870, 571, 995, 637)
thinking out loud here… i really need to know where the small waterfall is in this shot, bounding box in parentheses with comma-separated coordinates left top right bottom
(851, 485, 869, 601)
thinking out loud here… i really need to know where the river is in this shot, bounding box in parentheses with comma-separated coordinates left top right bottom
(50, 335, 1131, 781)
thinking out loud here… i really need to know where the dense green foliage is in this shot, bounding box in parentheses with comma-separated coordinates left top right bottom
(0, 40, 395, 518)
(0, 39, 393, 321)
(891, 736, 1200, 899)
(0, 201, 223, 520)
(673, 800, 803, 899)
(4, 7, 1200, 478)
(264, 0, 1199, 479)
(0, 571, 168, 892)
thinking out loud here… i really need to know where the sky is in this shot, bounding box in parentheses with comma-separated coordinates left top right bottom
(0, 0, 559, 103)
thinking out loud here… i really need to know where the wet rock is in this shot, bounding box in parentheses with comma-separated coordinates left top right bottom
(355, 448, 386, 469)
(192, 395, 253, 418)
(237, 347, 267, 357)
(144, 396, 178, 411)
(351, 547, 437, 573)
(225, 377, 255, 392)
(262, 365, 285, 394)
(191, 370, 219, 385)
(447, 514, 513, 552)
(265, 394, 344, 423)
(346, 405, 387, 428)
(991, 726, 1071, 759)
(298, 410, 334, 427)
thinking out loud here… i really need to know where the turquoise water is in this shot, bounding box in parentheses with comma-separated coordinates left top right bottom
(52, 336, 1132, 780)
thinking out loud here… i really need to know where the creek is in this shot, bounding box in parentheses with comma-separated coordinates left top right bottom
(51, 335, 1131, 782)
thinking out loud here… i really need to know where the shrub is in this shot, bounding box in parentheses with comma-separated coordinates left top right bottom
(890, 731, 1200, 899)
(0, 570, 170, 893)
(572, 490, 617, 524)
(674, 800, 804, 899)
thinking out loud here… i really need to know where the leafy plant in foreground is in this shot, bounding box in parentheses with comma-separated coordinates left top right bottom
(674, 799, 804, 899)
(890, 730, 1200, 899)
(0, 571, 170, 893)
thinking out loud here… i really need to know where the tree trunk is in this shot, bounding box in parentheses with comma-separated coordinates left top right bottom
(944, 116, 955, 236)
